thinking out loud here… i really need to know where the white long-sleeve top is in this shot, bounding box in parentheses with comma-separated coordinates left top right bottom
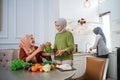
(92, 34, 108, 56)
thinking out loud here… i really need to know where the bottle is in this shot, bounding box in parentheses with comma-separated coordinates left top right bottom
(75, 44, 78, 53)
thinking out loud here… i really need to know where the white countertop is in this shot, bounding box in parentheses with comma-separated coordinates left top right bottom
(73, 52, 95, 56)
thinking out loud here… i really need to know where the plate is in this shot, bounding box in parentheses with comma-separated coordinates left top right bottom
(56, 67, 76, 72)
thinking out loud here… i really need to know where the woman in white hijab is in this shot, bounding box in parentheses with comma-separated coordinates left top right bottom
(53, 18, 74, 66)
(90, 27, 109, 58)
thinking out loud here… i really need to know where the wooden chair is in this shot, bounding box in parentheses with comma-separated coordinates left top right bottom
(72, 57, 109, 80)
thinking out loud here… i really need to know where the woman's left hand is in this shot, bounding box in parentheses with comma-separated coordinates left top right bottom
(55, 50, 65, 56)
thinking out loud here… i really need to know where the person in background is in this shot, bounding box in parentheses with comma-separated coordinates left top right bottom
(89, 27, 109, 58)
(19, 34, 51, 64)
(53, 18, 74, 66)
(89, 27, 110, 79)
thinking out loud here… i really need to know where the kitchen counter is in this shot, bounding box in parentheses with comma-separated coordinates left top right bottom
(73, 52, 95, 56)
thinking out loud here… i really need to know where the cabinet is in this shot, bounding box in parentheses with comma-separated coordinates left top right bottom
(108, 52, 117, 80)
(117, 48, 120, 80)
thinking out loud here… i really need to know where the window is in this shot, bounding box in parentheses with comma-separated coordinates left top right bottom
(99, 11, 111, 50)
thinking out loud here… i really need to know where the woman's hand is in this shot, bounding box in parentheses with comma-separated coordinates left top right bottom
(55, 50, 63, 56)
(88, 48, 92, 53)
(55, 49, 67, 56)
(36, 45, 45, 53)
(89, 48, 92, 51)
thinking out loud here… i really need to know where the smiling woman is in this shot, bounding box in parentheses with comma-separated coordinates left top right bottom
(19, 34, 51, 64)
(53, 18, 74, 66)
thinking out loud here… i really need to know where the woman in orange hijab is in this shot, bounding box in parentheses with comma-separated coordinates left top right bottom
(19, 34, 51, 64)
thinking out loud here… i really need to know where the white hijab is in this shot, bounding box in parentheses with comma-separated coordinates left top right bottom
(55, 18, 67, 33)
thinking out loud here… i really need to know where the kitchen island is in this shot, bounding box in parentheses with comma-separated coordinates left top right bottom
(0, 67, 76, 80)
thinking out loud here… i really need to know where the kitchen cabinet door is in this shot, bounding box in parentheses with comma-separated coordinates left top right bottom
(108, 52, 117, 80)
(73, 56, 86, 78)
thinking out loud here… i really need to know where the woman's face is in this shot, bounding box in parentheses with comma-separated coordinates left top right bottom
(55, 22, 62, 32)
(28, 35, 35, 46)
(31, 36, 35, 44)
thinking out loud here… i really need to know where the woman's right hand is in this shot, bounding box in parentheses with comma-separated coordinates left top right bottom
(89, 48, 92, 51)
(36, 45, 45, 52)
(55, 49, 65, 56)
(88, 48, 92, 53)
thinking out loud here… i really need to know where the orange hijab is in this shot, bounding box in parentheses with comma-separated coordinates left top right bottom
(19, 34, 35, 54)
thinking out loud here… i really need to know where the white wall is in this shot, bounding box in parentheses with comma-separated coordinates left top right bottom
(59, 0, 99, 52)
(59, 0, 99, 22)
(0, 0, 59, 49)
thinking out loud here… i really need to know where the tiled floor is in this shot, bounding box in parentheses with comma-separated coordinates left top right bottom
(106, 78, 116, 80)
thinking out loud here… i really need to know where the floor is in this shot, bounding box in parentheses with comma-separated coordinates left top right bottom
(106, 78, 116, 80)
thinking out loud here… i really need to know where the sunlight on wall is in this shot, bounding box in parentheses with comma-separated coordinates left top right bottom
(102, 14, 111, 50)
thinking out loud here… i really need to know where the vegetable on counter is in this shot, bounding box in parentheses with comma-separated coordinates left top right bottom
(10, 58, 32, 71)
(30, 61, 55, 72)
(44, 42, 52, 53)
(41, 61, 54, 66)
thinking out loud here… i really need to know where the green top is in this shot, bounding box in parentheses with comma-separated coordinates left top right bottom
(54, 31, 74, 61)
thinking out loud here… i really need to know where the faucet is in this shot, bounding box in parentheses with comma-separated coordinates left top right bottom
(85, 42, 90, 52)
